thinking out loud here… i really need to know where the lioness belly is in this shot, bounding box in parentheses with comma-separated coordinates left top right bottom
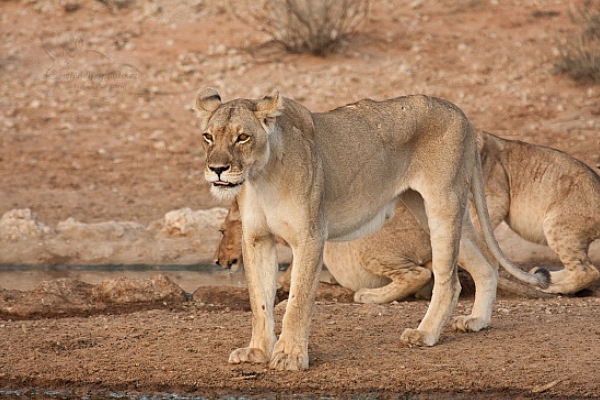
(327, 200, 397, 242)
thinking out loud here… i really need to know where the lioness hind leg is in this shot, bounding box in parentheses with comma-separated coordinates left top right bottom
(400, 193, 463, 347)
(534, 222, 600, 294)
(354, 264, 432, 304)
(452, 219, 497, 333)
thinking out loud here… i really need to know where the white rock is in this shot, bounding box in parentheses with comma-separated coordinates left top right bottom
(0, 209, 52, 241)
(159, 207, 228, 237)
(56, 217, 145, 240)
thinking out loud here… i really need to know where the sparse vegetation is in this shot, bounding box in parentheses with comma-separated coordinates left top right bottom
(95, 0, 134, 10)
(554, 0, 600, 83)
(230, 0, 370, 57)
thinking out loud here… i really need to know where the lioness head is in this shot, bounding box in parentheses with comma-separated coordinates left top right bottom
(194, 87, 283, 200)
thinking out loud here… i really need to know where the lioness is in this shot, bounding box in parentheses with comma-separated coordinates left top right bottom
(471, 131, 600, 294)
(195, 88, 548, 371)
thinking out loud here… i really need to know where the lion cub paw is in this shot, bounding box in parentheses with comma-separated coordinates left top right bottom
(530, 266, 599, 294)
(451, 316, 489, 333)
(228, 347, 270, 365)
(269, 351, 309, 371)
(354, 289, 386, 304)
(400, 328, 437, 347)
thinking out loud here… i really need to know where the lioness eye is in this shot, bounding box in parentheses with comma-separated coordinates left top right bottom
(203, 133, 213, 143)
(237, 133, 250, 143)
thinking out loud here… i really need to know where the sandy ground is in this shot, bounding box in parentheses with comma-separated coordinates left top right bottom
(1, 0, 600, 398)
(1, 281, 600, 399)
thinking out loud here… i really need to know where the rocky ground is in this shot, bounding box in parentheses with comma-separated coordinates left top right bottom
(1, 0, 600, 398)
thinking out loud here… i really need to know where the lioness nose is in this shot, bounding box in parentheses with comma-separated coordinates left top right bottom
(209, 164, 230, 176)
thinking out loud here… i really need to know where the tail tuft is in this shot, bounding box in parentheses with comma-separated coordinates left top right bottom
(533, 268, 551, 289)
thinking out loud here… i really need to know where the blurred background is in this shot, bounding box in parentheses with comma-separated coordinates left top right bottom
(0, 0, 598, 269)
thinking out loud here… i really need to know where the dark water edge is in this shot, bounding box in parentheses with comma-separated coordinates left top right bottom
(0, 388, 584, 400)
(0, 264, 221, 272)
(0, 389, 345, 400)
(0, 264, 292, 293)
(0, 264, 246, 293)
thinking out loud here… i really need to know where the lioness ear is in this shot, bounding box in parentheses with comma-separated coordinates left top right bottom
(194, 87, 222, 129)
(255, 88, 283, 134)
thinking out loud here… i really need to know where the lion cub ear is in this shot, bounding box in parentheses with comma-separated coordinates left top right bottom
(255, 88, 283, 134)
(194, 87, 222, 129)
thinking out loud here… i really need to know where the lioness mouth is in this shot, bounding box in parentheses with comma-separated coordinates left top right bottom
(214, 180, 244, 188)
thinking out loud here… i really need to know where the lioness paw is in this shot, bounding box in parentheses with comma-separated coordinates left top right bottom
(228, 347, 269, 365)
(400, 328, 437, 347)
(269, 351, 308, 371)
(451, 316, 489, 333)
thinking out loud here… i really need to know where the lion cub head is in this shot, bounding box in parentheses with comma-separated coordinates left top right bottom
(194, 87, 283, 200)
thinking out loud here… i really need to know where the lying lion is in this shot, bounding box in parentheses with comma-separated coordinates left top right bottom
(215, 131, 600, 297)
(196, 88, 548, 371)
(215, 197, 549, 302)
(214, 197, 436, 301)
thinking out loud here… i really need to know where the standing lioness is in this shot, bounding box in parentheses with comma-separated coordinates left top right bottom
(195, 88, 549, 371)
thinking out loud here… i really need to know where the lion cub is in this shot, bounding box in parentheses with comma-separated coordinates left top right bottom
(471, 131, 600, 294)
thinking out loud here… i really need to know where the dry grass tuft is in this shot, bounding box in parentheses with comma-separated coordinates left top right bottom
(554, 0, 600, 83)
(230, 0, 370, 57)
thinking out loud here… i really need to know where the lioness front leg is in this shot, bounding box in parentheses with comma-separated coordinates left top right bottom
(270, 237, 324, 371)
(229, 234, 279, 365)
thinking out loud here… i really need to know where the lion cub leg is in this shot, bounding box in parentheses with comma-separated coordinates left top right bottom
(354, 259, 432, 304)
(532, 224, 599, 293)
(451, 220, 497, 333)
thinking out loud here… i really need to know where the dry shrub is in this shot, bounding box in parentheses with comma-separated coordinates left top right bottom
(95, 0, 135, 10)
(554, 0, 600, 83)
(231, 0, 370, 57)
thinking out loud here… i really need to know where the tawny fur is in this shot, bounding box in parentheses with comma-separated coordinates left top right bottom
(470, 131, 600, 294)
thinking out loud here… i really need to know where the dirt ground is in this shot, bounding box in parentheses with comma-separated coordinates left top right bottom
(1, 0, 600, 398)
(1, 279, 600, 399)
